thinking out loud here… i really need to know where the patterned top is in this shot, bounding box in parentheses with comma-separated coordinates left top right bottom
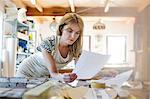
(16, 35, 74, 77)
(37, 35, 74, 68)
(37, 35, 56, 53)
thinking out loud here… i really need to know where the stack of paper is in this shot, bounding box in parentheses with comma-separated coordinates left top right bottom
(91, 70, 133, 88)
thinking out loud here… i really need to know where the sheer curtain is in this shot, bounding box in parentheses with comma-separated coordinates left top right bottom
(0, 11, 3, 76)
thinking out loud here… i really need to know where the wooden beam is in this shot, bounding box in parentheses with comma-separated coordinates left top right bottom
(104, 0, 110, 13)
(138, 0, 150, 12)
(76, 7, 137, 17)
(27, 7, 137, 17)
(68, 0, 75, 12)
(34, 4, 43, 12)
(27, 7, 71, 16)
(30, 0, 43, 12)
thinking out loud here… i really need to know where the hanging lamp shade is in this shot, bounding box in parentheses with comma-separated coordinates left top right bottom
(93, 19, 106, 30)
(49, 17, 58, 32)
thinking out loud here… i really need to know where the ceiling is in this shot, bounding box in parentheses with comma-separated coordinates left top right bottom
(12, 0, 149, 9)
(10, 0, 150, 16)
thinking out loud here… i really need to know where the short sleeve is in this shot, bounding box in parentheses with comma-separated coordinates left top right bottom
(37, 36, 56, 53)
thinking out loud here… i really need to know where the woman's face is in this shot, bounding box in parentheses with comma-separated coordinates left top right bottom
(60, 22, 81, 46)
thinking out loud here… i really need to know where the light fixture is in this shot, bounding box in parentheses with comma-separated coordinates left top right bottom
(93, 19, 106, 30)
(49, 17, 58, 32)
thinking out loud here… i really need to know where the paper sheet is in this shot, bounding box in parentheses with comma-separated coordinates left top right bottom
(92, 70, 133, 88)
(73, 50, 110, 80)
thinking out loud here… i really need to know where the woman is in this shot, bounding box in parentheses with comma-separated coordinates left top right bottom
(16, 13, 84, 83)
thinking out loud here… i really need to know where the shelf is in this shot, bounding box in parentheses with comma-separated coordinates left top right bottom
(17, 52, 31, 56)
(5, 18, 17, 21)
(17, 21, 29, 28)
(16, 19, 36, 66)
(17, 32, 29, 41)
(4, 34, 17, 38)
(4, 35, 13, 38)
(28, 40, 35, 43)
(5, 19, 17, 26)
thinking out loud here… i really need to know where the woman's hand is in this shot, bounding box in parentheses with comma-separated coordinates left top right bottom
(63, 73, 77, 83)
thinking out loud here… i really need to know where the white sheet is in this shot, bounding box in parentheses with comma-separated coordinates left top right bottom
(73, 50, 110, 79)
(92, 70, 133, 88)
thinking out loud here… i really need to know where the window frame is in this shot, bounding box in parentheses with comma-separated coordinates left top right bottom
(106, 35, 127, 64)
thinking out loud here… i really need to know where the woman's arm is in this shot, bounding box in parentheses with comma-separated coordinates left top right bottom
(42, 50, 77, 82)
(42, 50, 58, 75)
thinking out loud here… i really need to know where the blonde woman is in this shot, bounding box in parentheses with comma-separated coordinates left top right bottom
(16, 13, 84, 83)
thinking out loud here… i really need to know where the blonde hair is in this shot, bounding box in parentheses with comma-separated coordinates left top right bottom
(57, 13, 84, 58)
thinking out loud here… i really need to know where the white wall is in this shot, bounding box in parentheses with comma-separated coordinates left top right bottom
(35, 17, 135, 67)
(134, 4, 150, 82)
(83, 20, 133, 35)
(83, 18, 135, 67)
(37, 21, 53, 39)
(35, 17, 60, 45)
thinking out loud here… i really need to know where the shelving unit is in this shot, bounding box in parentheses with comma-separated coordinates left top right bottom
(16, 20, 36, 67)
(17, 52, 31, 55)
(17, 32, 29, 41)
(3, 6, 37, 75)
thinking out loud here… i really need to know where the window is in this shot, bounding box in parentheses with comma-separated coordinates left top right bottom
(82, 35, 127, 65)
(83, 35, 91, 51)
(91, 35, 104, 54)
(106, 35, 127, 64)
